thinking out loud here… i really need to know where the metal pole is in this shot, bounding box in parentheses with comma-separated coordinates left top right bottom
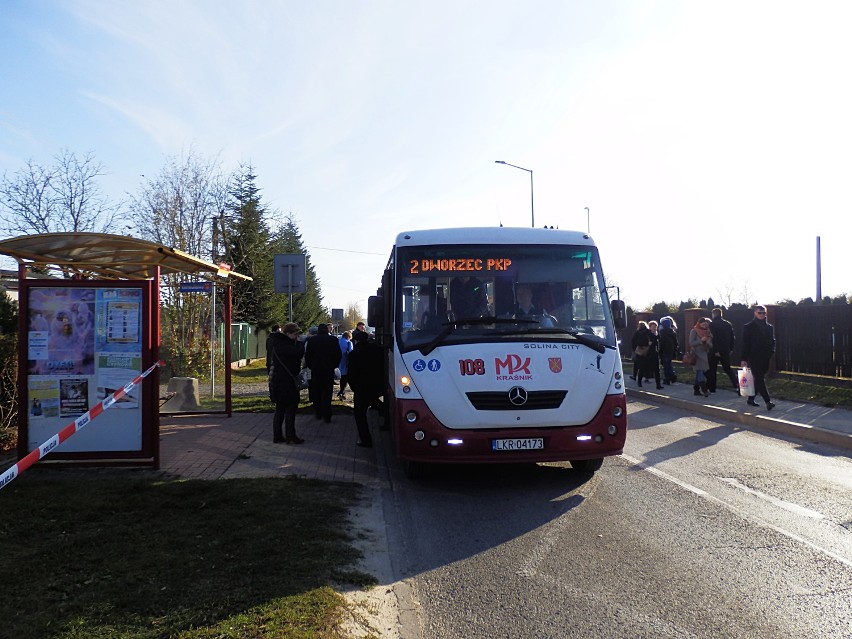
(585, 207, 590, 234)
(530, 171, 535, 228)
(288, 264, 294, 323)
(816, 236, 822, 303)
(210, 283, 216, 398)
(495, 161, 534, 227)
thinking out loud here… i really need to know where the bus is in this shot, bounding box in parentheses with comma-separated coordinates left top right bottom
(367, 226, 628, 477)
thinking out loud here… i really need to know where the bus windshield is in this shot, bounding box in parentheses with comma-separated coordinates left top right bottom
(396, 243, 615, 352)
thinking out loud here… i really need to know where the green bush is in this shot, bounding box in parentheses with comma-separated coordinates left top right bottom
(0, 334, 18, 451)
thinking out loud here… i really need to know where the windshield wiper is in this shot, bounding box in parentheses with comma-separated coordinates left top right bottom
(419, 316, 534, 355)
(418, 319, 609, 356)
(563, 329, 608, 353)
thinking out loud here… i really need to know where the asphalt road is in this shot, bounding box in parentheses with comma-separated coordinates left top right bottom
(384, 400, 852, 639)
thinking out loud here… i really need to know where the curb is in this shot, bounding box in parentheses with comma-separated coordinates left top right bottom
(626, 388, 852, 452)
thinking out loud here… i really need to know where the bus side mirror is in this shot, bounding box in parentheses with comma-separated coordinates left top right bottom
(368, 295, 384, 328)
(611, 299, 626, 330)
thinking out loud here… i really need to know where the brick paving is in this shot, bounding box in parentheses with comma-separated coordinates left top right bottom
(158, 409, 381, 485)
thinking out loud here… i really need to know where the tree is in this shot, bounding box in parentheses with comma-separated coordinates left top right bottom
(650, 301, 676, 318)
(0, 149, 120, 237)
(128, 149, 228, 378)
(130, 148, 226, 260)
(220, 163, 276, 328)
(343, 303, 364, 332)
(0, 292, 18, 449)
(269, 214, 327, 329)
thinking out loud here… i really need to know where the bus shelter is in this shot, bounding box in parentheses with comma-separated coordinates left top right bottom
(0, 233, 250, 469)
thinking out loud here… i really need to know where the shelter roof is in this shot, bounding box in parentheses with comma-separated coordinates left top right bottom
(0, 233, 251, 282)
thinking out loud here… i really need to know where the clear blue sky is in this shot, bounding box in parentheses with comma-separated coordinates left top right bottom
(2, 1, 850, 313)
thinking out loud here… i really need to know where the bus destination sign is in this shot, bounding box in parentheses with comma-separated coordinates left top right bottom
(408, 258, 512, 275)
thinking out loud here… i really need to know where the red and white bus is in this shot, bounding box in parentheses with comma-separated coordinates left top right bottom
(367, 226, 628, 477)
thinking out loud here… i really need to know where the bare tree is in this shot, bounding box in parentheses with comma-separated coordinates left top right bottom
(128, 149, 229, 378)
(129, 149, 227, 260)
(343, 302, 364, 331)
(0, 149, 119, 235)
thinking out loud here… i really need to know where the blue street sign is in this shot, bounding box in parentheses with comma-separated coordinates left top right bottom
(179, 281, 212, 293)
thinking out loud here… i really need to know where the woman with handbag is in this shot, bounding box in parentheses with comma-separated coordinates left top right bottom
(688, 318, 713, 397)
(267, 322, 307, 444)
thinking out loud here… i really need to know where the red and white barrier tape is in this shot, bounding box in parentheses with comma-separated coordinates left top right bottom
(0, 360, 164, 491)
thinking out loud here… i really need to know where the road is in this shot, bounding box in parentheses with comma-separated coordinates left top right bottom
(384, 399, 852, 639)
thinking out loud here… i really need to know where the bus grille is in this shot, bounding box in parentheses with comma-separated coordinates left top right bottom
(466, 390, 567, 411)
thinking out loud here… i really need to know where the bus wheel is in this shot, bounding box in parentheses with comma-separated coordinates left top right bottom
(571, 458, 604, 473)
(401, 459, 424, 480)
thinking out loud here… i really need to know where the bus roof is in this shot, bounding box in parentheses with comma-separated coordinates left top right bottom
(394, 227, 595, 247)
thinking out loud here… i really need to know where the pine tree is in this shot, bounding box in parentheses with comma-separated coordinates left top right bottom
(269, 214, 327, 329)
(221, 163, 275, 328)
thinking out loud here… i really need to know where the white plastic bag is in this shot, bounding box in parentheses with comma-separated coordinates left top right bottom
(737, 367, 755, 397)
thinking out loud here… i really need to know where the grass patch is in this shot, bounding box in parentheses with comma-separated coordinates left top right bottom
(0, 473, 375, 639)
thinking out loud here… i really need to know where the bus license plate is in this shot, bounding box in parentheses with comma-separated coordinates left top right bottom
(492, 438, 544, 451)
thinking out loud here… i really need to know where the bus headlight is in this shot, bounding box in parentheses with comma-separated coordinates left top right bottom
(612, 406, 623, 418)
(400, 376, 412, 393)
(405, 411, 418, 423)
(608, 424, 618, 436)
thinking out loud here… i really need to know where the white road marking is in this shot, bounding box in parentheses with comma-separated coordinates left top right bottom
(719, 477, 826, 520)
(620, 454, 852, 569)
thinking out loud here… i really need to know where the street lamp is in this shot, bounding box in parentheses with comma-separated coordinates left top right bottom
(495, 160, 534, 228)
(584, 207, 590, 234)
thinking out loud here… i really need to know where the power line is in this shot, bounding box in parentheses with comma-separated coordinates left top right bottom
(306, 245, 385, 256)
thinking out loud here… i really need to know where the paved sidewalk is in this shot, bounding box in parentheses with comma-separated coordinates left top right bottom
(626, 378, 852, 452)
(156, 383, 850, 482)
(158, 409, 382, 482)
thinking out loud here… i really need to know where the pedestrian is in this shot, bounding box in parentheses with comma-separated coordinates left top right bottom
(303, 326, 319, 407)
(337, 330, 353, 400)
(265, 324, 280, 353)
(658, 316, 679, 385)
(354, 321, 367, 336)
(708, 307, 739, 393)
(347, 330, 384, 447)
(740, 305, 776, 409)
(266, 322, 305, 444)
(304, 323, 341, 422)
(688, 317, 713, 397)
(630, 321, 652, 387)
(646, 320, 663, 389)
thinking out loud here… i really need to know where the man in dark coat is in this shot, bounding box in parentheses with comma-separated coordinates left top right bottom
(267, 323, 305, 444)
(304, 323, 341, 422)
(347, 330, 385, 447)
(708, 307, 738, 393)
(740, 305, 776, 409)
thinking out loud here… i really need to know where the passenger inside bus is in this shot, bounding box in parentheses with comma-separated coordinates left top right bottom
(513, 284, 537, 318)
(449, 276, 487, 320)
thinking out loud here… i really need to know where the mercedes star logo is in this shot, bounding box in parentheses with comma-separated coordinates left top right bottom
(508, 386, 528, 406)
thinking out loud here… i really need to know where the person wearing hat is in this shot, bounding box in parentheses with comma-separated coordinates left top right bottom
(266, 322, 305, 444)
(347, 329, 384, 447)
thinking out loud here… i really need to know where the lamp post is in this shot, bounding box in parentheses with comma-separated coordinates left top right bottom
(584, 207, 590, 234)
(495, 160, 534, 227)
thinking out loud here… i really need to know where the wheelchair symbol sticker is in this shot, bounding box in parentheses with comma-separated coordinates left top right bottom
(413, 359, 426, 372)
